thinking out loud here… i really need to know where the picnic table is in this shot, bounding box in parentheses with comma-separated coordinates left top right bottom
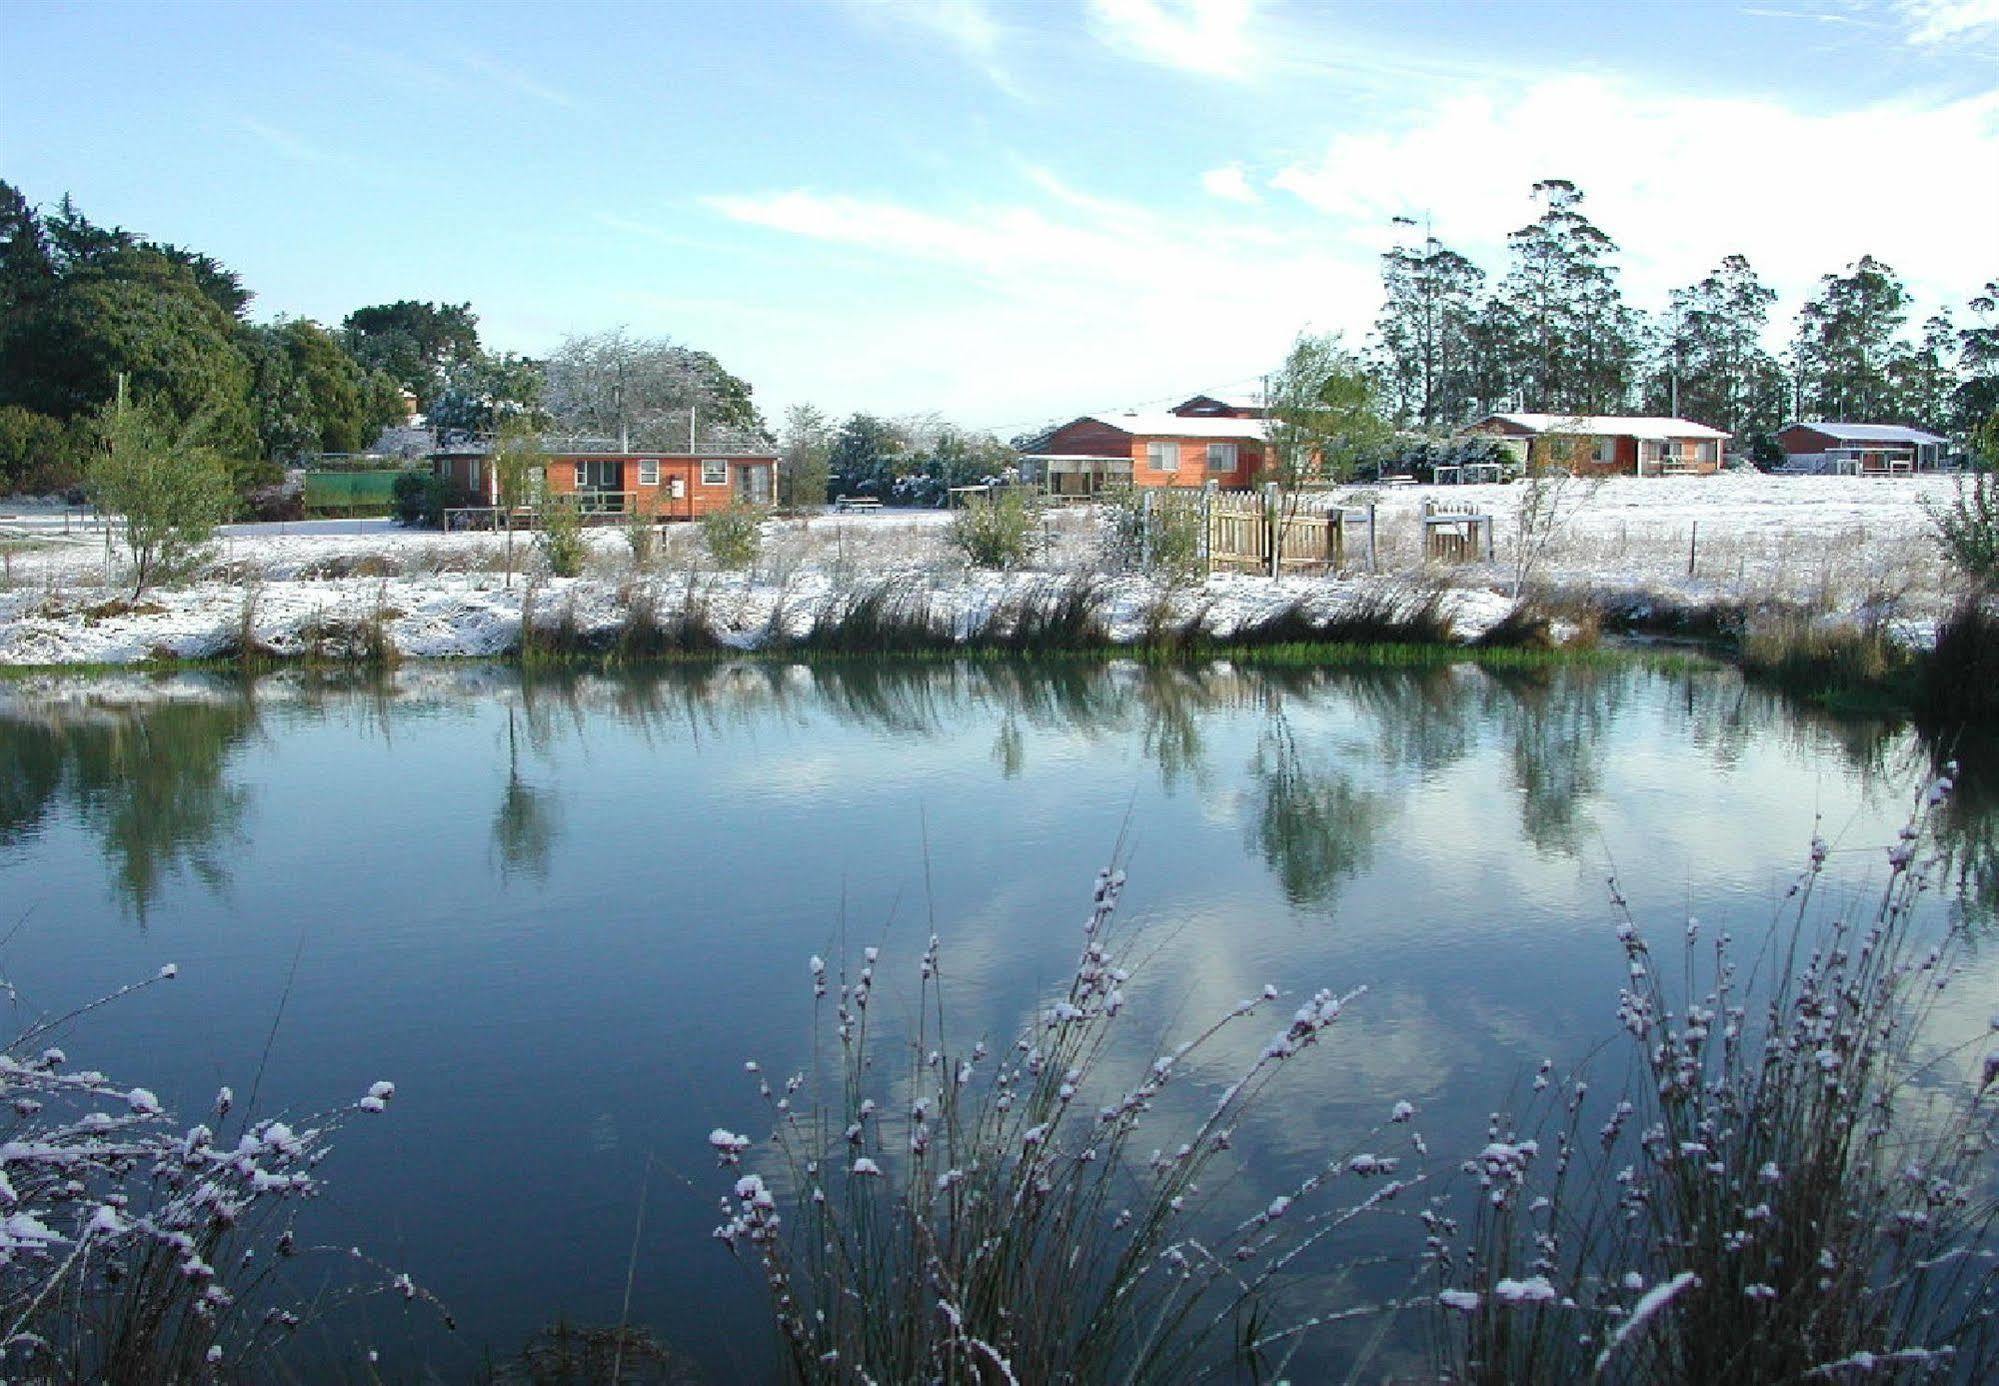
(832, 496, 883, 512)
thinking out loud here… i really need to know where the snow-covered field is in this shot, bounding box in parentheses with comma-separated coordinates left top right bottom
(0, 474, 1965, 666)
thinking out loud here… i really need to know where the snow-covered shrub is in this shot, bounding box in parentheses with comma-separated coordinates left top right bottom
(947, 487, 1039, 569)
(536, 498, 586, 578)
(1427, 773, 1999, 1383)
(1099, 488, 1203, 583)
(1926, 469, 1999, 591)
(0, 966, 434, 1380)
(700, 504, 762, 572)
(712, 867, 1425, 1383)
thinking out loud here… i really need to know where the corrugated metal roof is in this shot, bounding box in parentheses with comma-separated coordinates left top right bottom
(1781, 421, 1947, 445)
(1482, 413, 1731, 441)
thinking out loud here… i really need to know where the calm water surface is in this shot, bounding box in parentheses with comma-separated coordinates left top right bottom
(0, 659, 1990, 1378)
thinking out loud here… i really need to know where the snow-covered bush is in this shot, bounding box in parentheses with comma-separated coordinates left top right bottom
(0, 965, 433, 1380)
(711, 867, 1425, 1383)
(700, 504, 762, 572)
(947, 487, 1039, 569)
(1428, 772, 1999, 1383)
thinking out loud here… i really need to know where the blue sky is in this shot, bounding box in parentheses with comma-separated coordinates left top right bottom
(5, 0, 1996, 432)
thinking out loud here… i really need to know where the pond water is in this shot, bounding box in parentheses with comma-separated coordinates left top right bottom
(0, 658, 1991, 1379)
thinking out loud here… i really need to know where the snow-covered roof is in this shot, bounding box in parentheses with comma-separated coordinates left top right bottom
(1082, 412, 1269, 440)
(1781, 421, 1946, 445)
(1480, 413, 1731, 441)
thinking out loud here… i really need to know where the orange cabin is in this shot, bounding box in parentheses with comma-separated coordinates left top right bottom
(434, 451, 778, 520)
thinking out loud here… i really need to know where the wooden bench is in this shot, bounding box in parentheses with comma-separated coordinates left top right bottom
(1422, 502, 1495, 563)
(832, 497, 883, 512)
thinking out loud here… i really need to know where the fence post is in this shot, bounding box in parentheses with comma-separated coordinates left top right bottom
(1141, 488, 1157, 570)
(1367, 503, 1378, 573)
(1262, 482, 1281, 579)
(1201, 479, 1217, 578)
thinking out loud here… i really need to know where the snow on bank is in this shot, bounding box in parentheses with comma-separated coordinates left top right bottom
(0, 473, 1962, 667)
(0, 567, 1517, 667)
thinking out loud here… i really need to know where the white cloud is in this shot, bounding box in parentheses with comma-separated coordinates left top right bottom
(1271, 75, 1999, 317)
(1087, 0, 1259, 79)
(700, 180, 1374, 426)
(1200, 163, 1260, 202)
(1897, 0, 1999, 44)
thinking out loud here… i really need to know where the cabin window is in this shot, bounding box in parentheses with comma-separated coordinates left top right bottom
(577, 459, 621, 491)
(1593, 437, 1616, 465)
(701, 458, 728, 486)
(1146, 442, 1175, 472)
(670, 477, 686, 500)
(638, 458, 660, 486)
(1207, 442, 1238, 472)
(1696, 441, 1717, 463)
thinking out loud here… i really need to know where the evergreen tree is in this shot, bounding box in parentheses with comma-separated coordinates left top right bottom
(342, 300, 482, 408)
(1497, 179, 1635, 413)
(1373, 223, 1486, 428)
(1790, 255, 1911, 421)
(1956, 279, 1999, 432)
(1889, 313, 1958, 430)
(1651, 255, 1784, 439)
(828, 413, 908, 498)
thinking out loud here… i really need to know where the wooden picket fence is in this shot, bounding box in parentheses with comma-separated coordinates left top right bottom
(1145, 483, 1376, 577)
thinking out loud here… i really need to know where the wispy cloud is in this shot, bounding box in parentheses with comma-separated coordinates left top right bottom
(846, 0, 1027, 97)
(1087, 0, 1259, 79)
(236, 117, 340, 166)
(1895, 0, 1999, 44)
(457, 51, 576, 108)
(1200, 163, 1260, 203)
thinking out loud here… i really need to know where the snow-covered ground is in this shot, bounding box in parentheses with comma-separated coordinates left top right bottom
(0, 474, 1965, 666)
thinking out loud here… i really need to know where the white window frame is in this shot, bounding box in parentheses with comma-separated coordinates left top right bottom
(638, 458, 660, 486)
(1695, 441, 1717, 464)
(701, 458, 728, 486)
(1146, 441, 1175, 473)
(1206, 442, 1238, 473)
(1593, 437, 1616, 465)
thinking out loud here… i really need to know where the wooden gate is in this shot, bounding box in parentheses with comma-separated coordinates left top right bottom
(1149, 485, 1373, 576)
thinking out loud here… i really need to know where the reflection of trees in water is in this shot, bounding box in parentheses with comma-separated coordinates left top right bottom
(493, 706, 560, 884)
(991, 713, 1025, 779)
(0, 693, 258, 919)
(1481, 665, 1623, 855)
(1923, 731, 1999, 930)
(1245, 708, 1387, 910)
(1337, 665, 1481, 778)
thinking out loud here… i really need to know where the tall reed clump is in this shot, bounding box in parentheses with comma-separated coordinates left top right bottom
(0, 965, 438, 1382)
(1739, 603, 1914, 709)
(1428, 771, 1999, 1384)
(1919, 598, 1999, 728)
(710, 868, 1427, 1383)
(789, 582, 957, 656)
